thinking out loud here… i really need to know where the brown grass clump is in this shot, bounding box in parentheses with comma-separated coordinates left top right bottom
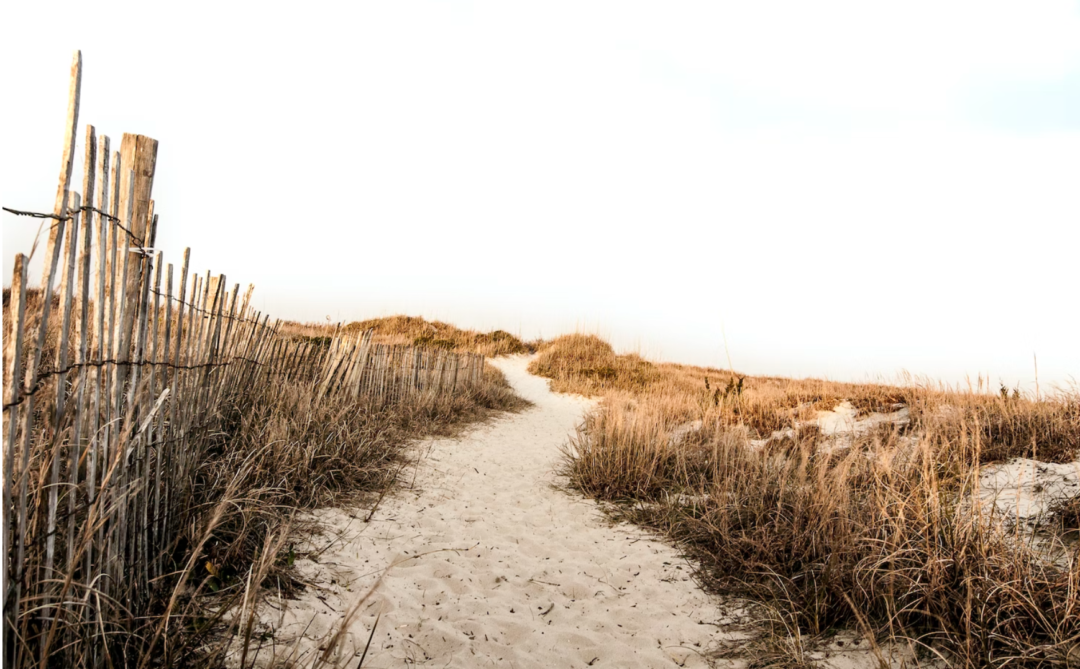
(278, 314, 534, 357)
(542, 332, 1080, 666)
(914, 391, 1080, 464)
(528, 334, 660, 395)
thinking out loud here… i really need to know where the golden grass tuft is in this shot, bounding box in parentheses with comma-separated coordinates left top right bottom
(528, 334, 659, 395)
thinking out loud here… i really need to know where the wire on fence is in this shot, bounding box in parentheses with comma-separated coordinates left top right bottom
(146, 287, 272, 328)
(3, 204, 150, 255)
(4, 203, 274, 329)
(2, 355, 273, 412)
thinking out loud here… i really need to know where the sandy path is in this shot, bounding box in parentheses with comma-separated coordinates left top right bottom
(257, 356, 733, 668)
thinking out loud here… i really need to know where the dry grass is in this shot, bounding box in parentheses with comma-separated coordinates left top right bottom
(164, 359, 527, 666)
(278, 314, 536, 357)
(529, 333, 659, 396)
(533, 334, 1080, 463)
(9, 365, 525, 668)
(3, 287, 527, 667)
(535, 333, 1080, 667)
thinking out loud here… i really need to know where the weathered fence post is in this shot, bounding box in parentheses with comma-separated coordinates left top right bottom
(3, 255, 28, 666)
(40, 51, 81, 290)
(116, 133, 158, 362)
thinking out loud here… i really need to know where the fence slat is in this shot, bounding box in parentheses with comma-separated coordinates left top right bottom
(44, 191, 80, 595)
(104, 151, 121, 358)
(86, 131, 108, 587)
(40, 51, 81, 290)
(70, 128, 96, 574)
(14, 197, 66, 666)
(3, 255, 29, 664)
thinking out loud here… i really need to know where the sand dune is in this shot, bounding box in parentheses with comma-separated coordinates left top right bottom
(247, 356, 738, 667)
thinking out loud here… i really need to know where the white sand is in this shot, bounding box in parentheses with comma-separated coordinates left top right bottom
(747, 401, 910, 452)
(249, 356, 738, 667)
(812, 401, 909, 437)
(980, 457, 1080, 527)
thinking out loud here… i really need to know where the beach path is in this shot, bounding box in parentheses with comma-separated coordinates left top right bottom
(261, 355, 730, 668)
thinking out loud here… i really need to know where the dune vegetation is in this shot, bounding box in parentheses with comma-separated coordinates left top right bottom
(2, 289, 528, 666)
(174, 351, 527, 664)
(531, 333, 1080, 668)
(278, 314, 537, 357)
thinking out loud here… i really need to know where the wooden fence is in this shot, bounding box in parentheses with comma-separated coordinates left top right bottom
(1, 52, 485, 666)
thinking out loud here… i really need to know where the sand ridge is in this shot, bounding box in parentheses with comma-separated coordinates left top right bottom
(253, 355, 735, 667)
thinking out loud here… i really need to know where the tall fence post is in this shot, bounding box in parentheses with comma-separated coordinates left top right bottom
(116, 133, 157, 363)
(40, 51, 81, 290)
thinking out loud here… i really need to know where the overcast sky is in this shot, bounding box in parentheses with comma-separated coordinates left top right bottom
(2, 1, 1078, 391)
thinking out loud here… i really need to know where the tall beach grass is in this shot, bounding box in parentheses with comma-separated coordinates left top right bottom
(535, 333, 1080, 667)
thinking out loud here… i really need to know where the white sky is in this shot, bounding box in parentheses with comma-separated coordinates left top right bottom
(2, 1, 1079, 391)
